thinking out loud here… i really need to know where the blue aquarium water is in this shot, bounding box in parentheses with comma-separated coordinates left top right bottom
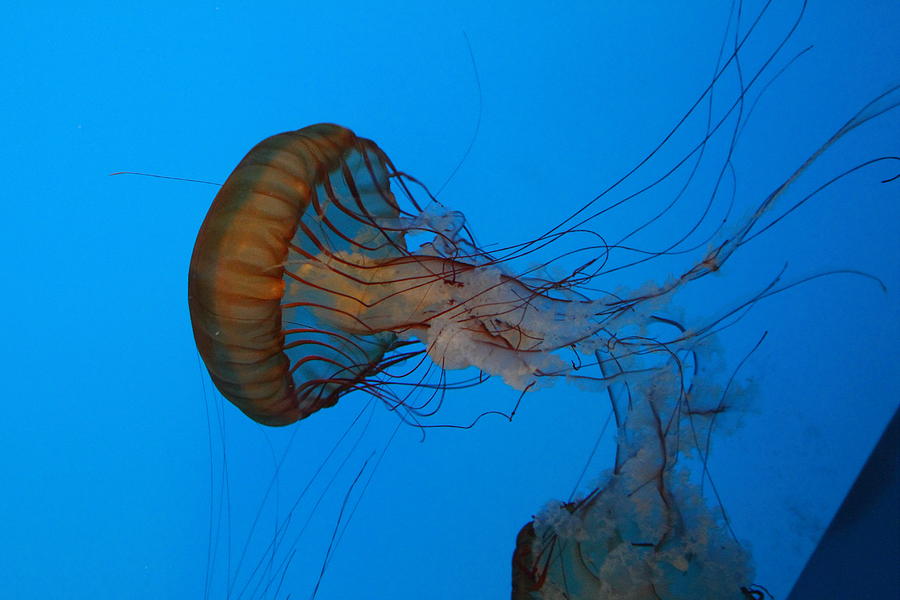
(1, 1, 897, 599)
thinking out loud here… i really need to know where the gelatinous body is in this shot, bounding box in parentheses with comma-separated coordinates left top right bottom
(189, 124, 404, 425)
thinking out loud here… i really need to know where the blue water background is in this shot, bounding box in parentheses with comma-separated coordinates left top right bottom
(1, 1, 897, 598)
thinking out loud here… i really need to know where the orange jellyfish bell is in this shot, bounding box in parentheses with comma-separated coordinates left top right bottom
(188, 124, 406, 426)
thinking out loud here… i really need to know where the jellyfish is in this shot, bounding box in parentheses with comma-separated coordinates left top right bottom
(190, 91, 897, 421)
(510, 339, 757, 599)
(188, 13, 900, 600)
